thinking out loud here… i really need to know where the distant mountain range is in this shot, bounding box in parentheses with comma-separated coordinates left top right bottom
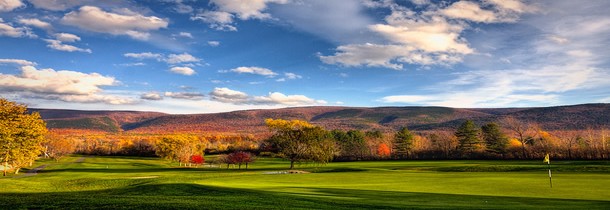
(30, 103, 610, 134)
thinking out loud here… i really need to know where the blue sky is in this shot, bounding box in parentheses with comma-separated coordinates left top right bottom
(1, 0, 609, 114)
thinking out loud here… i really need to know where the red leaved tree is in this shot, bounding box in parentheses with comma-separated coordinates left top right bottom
(190, 154, 204, 166)
(227, 151, 255, 169)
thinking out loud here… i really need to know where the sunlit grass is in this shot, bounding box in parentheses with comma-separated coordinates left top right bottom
(1, 156, 609, 209)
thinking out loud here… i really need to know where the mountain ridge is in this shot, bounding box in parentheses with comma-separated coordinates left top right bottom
(30, 103, 610, 134)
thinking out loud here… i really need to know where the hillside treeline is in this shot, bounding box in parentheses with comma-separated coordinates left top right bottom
(46, 117, 610, 161)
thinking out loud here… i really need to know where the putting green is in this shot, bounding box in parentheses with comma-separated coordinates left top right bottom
(1, 156, 608, 209)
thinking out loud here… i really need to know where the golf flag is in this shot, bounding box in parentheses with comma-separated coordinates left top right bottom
(544, 153, 552, 188)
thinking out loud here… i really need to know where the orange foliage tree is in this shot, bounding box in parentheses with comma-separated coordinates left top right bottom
(377, 143, 391, 158)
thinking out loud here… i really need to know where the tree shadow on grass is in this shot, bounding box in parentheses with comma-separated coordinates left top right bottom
(1, 183, 608, 209)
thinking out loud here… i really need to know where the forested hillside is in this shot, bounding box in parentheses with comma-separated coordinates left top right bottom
(31, 104, 610, 134)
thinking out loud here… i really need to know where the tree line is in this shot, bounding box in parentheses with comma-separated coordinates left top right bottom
(2, 97, 609, 175)
(260, 118, 610, 168)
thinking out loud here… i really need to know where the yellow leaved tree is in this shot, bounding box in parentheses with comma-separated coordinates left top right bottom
(0, 98, 48, 176)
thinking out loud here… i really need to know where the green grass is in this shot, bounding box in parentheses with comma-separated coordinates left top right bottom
(1, 156, 609, 209)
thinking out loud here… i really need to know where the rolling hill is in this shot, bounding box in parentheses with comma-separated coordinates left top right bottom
(30, 103, 610, 134)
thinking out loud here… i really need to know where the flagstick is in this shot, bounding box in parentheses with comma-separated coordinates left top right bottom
(548, 161, 552, 188)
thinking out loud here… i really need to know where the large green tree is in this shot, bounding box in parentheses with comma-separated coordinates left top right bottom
(481, 123, 508, 156)
(393, 127, 414, 159)
(265, 119, 336, 169)
(455, 120, 481, 155)
(0, 98, 47, 176)
(332, 129, 367, 160)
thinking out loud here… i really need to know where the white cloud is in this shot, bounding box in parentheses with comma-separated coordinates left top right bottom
(169, 66, 196, 75)
(209, 87, 249, 104)
(31, 93, 137, 105)
(320, 43, 461, 69)
(0, 65, 134, 105)
(276, 72, 302, 82)
(0, 19, 36, 38)
(369, 14, 473, 54)
(440, 1, 498, 23)
(54, 33, 80, 42)
(547, 35, 569, 44)
(164, 91, 205, 100)
(44, 39, 91, 53)
(27, 0, 91, 11)
(117, 62, 146, 67)
(284, 72, 302, 79)
(207, 41, 220, 46)
(209, 87, 325, 106)
(0, 58, 36, 66)
(210, 0, 276, 20)
(0, 0, 24, 12)
(191, 10, 237, 31)
(229, 66, 278, 77)
(124, 52, 202, 68)
(486, 0, 537, 14)
(252, 92, 326, 106)
(192, 0, 288, 31)
(319, 0, 539, 69)
(178, 32, 193, 38)
(0, 65, 115, 95)
(380, 63, 609, 107)
(124, 52, 163, 60)
(173, 2, 193, 14)
(141, 92, 163, 100)
(166, 53, 200, 64)
(61, 6, 168, 40)
(17, 18, 52, 30)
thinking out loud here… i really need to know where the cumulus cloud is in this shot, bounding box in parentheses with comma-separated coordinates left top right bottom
(191, 11, 236, 31)
(0, 65, 134, 104)
(31, 93, 137, 105)
(440, 1, 498, 23)
(191, 0, 288, 31)
(0, 18, 36, 38)
(27, 0, 92, 11)
(209, 87, 249, 104)
(17, 18, 52, 30)
(0, 65, 114, 95)
(164, 91, 205, 100)
(169, 66, 195, 75)
(252, 92, 326, 106)
(54, 33, 80, 42)
(124, 52, 201, 65)
(141, 92, 163, 100)
(320, 0, 537, 69)
(209, 87, 325, 106)
(44, 39, 91, 53)
(486, 0, 538, 14)
(229, 66, 277, 77)
(0, 58, 36, 66)
(166, 53, 200, 64)
(0, 0, 24, 12)
(61, 6, 168, 40)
